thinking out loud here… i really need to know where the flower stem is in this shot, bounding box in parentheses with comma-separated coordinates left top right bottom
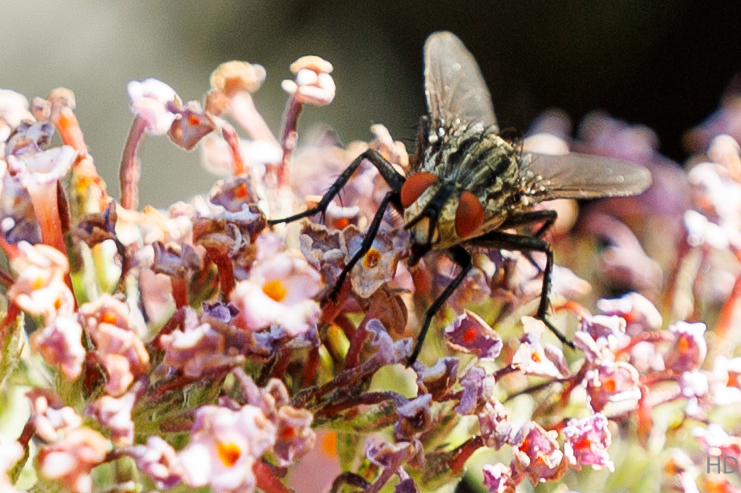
(119, 115, 147, 210)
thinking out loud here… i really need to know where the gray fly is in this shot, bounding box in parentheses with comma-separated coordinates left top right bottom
(270, 31, 652, 365)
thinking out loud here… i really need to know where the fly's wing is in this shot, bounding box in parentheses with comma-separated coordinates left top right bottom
(523, 152, 652, 200)
(424, 31, 497, 130)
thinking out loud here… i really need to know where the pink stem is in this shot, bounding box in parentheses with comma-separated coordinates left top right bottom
(119, 115, 148, 210)
(229, 92, 278, 145)
(277, 96, 303, 187)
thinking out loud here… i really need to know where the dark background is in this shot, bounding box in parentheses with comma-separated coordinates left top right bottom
(1, 1, 740, 206)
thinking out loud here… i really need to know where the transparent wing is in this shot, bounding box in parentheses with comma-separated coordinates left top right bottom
(523, 152, 652, 199)
(424, 31, 497, 129)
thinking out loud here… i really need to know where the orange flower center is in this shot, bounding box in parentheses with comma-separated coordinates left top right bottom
(363, 249, 381, 268)
(100, 310, 118, 325)
(462, 328, 478, 344)
(216, 441, 242, 467)
(263, 280, 287, 302)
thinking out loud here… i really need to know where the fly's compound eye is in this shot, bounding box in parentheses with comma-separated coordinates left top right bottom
(401, 172, 438, 208)
(455, 191, 484, 238)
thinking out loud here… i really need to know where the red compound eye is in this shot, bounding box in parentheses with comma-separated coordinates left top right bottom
(455, 191, 484, 238)
(401, 172, 437, 208)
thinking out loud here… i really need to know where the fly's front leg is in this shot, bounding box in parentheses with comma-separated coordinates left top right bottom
(467, 230, 575, 349)
(268, 149, 405, 225)
(407, 245, 472, 366)
(329, 191, 400, 301)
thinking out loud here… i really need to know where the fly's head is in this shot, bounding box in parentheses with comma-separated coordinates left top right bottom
(401, 171, 486, 265)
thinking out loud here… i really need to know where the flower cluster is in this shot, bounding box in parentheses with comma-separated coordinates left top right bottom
(1, 41, 741, 493)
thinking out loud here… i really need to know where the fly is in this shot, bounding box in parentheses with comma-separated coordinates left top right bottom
(269, 31, 652, 365)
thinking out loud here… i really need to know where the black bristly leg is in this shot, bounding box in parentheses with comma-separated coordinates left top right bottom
(498, 209, 557, 271)
(268, 149, 405, 225)
(328, 191, 398, 302)
(407, 245, 472, 366)
(466, 230, 575, 350)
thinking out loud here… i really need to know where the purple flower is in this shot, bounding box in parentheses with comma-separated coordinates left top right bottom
(444, 310, 503, 360)
(478, 400, 513, 450)
(482, 463, 517, 493)
(510, 421, 567, 485)
(456, 366, 494, 416)
(274, 405, 316, 466)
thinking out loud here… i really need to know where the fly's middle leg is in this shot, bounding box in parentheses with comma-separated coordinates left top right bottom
(467, 230, 575, 350)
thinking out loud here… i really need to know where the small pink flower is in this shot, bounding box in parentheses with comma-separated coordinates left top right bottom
(586, 361, 641, 414)
(86, 391, 137, 446)
(231, 252, 322, 337)
(26, 389, 83, 442)
(510, 422, 567, 485)
(597, 292, 663, 334)
(178, 404, 277, 493)
(281, 56, 336, 106)
(38, 427, 111, 493)
(133, 436, 184, 490)
(127, 78, 181, 135)
(710, 356, 741, 405)
(8, 241, 74, 324)
(562, 413, 615, 472)
(79, 295, 149, 395)
(30, 315, 86, 380)
(665, 321, 707, 373)
(511, 317, 569, 379)
(693, 423, 741, 461)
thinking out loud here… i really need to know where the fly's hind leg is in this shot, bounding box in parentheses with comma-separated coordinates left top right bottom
(467, 230, 575, 349)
